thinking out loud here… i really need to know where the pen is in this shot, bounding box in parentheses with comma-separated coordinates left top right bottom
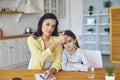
(39, 75, 45, 80)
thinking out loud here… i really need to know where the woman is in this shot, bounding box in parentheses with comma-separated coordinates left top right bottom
(62, 30, 89, 71)
(27, 13, 67, 80)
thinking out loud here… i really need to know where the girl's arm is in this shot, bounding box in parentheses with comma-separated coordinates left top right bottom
(72, 51, 89, 71)
(62, 53, 71, 71)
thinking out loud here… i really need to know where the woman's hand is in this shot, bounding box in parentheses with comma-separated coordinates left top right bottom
(57, 32, 67, 44)
(44, 68, 56, 80)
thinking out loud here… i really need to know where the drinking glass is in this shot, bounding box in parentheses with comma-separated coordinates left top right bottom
(88, 63, 95, 78)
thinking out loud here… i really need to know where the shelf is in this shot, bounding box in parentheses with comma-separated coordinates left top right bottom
(84, 33, 96, 35)
(101, 51, 110, 55)
(83, 24, 97, 26)
(0, 11, 24, 14)
(100, 42, 110, 45)
(83, 13, 110, 54)
(0, 34, 30, 40)
(85, 41, 97, 44)
(100, 33, 110, 35)
(84, 14, 97, 16)
(99, 23, 110, 25)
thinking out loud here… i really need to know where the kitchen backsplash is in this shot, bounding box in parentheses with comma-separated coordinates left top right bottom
(0, 14, 39, 36)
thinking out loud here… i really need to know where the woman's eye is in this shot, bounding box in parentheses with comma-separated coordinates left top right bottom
(63, 42, 66, 45)
(68, 40, 72, 43)
(52, 25, 55, 28)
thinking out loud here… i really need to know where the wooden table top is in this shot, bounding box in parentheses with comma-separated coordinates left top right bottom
(0, 68, 120, 80)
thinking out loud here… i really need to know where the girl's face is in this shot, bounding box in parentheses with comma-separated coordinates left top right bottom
(63, 36, 76, 52)
(41, 19, 56, 37)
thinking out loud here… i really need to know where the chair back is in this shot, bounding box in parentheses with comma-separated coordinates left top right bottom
(28, 57, 32, 69)
(84, 50, 103, 68)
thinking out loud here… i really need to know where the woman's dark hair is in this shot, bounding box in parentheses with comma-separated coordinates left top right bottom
(34, 13, 58, 37)
(64, 30, 80, 48)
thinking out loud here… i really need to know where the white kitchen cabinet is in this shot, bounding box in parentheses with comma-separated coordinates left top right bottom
(0, 46, 9, 68)
(0, 37, 30, 69)
(20, 38, 30, 62)
(44, 0, 65, 18)
(0, 39, 9, 68)
(9, 39, 21, 65)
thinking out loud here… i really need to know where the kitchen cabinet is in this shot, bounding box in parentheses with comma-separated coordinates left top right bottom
(20, 38, 30, 62)
(0, 40, 9, 68)
(0, 37, 30, 69)
(44, 0, 65, 18)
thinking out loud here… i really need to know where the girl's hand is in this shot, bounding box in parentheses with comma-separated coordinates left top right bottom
(67, 61, 74, 67)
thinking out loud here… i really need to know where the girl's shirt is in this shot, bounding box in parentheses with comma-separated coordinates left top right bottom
(62, 48, 89, 71)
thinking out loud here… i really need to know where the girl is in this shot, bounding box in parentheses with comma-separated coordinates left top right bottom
(62, 30, 89, 71)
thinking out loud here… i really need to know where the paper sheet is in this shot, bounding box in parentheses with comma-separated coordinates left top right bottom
(35, 73, 45, 80)
(34, 73, 56, 80)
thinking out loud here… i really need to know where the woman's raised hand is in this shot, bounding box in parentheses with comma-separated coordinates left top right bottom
(57, 32, 67, 44)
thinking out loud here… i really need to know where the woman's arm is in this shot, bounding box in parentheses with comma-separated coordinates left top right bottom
(27, 36, 52, 62)
(50, 44, 63, 72)
(50, 32, 67, 52)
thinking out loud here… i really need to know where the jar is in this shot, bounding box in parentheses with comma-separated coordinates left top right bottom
(0, 28, 3, 37)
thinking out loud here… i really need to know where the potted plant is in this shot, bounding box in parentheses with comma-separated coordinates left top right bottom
(104, 0, 111, 8)
(105, 65, 115, 80)
(88, 5, 94, 15)
(87, 28, 94, 33)
(104, 27, 110, 33)
(103, 0, 111, 13)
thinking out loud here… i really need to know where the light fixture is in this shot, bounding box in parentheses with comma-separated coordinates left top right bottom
(24, 0, 41, 13)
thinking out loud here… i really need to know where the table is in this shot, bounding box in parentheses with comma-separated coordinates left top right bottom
(0, 68, 120, 80)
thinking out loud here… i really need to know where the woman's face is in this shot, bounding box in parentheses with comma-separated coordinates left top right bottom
(41, 19, 56, 37)
(63, 36, 76, 51)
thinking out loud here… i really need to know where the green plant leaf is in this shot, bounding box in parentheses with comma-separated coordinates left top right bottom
(105, 66, 114, 76)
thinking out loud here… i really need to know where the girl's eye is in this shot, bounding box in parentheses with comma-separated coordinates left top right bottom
(46, 23, 50, 26)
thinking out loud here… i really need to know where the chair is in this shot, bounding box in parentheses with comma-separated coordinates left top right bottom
(84, 50, 103, 68)
(28, 57, 32, 69)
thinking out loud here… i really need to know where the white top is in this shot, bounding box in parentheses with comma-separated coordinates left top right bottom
(62, 48, 89, 71)
(43, 56, 53, 70)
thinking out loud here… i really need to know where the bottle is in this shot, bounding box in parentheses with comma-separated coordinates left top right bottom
(0, 28, 3, 37)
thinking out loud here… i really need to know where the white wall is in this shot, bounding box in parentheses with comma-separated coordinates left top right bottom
(69, 0, 83, 36)
(0, 14, 39, 36)
(0, 0, 83, 36)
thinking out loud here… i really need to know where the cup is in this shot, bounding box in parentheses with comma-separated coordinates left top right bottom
(88, 64, 95, 78)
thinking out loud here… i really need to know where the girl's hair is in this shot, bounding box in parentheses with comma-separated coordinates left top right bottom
(34, 13, 58, 37)
(64, 30, 80, 48)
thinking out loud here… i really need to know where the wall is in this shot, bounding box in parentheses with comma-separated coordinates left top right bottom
(83, 0, 120, 14)
(0, 0, 83, 36)
(0, 14, 39, 36)
(70, 0, 83, 35)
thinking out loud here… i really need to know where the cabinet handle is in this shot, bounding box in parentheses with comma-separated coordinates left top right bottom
(3, 42, 6, 44)
(28, 52, 31, 54)
(15, 41, 18, 43)
(9, 47, 13, 49)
